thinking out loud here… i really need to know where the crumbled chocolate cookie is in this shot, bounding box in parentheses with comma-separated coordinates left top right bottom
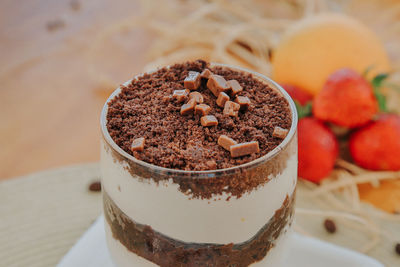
(106, 60, 291, 171)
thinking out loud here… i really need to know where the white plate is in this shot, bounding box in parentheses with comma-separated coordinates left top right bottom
(57, 216, 383, 267)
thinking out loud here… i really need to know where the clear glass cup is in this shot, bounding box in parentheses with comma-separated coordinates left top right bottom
(100, 63, 298, 267)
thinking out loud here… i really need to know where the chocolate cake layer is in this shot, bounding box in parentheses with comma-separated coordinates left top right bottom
(103, 134, 296, 199)
(106, 60, 292, 171)
(104, 190, 295, 267)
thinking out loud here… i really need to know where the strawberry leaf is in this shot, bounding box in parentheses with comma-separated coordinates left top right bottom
(295, 101, 312, 119)
(371, 73, 389, 112)
(371, 73, 389, 88)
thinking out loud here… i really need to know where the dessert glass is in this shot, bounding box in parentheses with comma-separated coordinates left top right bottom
(100, 63, 298, 267)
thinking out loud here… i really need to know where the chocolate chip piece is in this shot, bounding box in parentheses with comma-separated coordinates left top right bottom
(89, 181, 101, 192)
(230, 141, 260, 158)
(223, 101, 240, 117)
(195, 104, 211, 116)
(324, 219, 337, 233)
(189, 91, 204, 104)
(235, 96, 250, 110)
(201, 69, 213, 79)
(273, 126, 289, 139)
(227, 80, 243, 95)
(395, 243, 400, 255)
(207, 74, 230, 97)
(218, 135, 237, 151)
(201, 115, 218, 127)
(173, 89, 190, 102)
(184, 71, 201, 90)
(131, 137, 145, 152)
(180, 98, 196, 115)
(216, 92, 230, 107)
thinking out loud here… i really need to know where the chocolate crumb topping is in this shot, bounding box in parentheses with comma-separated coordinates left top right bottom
(106, 60, 292, 171)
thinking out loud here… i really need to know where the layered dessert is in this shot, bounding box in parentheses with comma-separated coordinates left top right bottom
(100, 60, 298, 267)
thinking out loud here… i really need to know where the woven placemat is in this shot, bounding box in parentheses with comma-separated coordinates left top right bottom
(0, 164, 398, 267)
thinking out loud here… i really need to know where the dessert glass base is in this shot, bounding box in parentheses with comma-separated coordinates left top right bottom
(100, 62, 298, 266)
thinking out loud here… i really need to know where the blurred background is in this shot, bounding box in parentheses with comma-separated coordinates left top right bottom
(1, 0, 399, 179)
(1, 0, 400, 266)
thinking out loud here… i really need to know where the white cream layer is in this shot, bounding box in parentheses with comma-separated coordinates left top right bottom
(105, 219, 292, 267)
(101, 142, 297, 244)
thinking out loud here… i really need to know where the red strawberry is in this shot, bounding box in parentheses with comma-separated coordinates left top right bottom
(298, 117, 339, 183)
(349, 114, 400, 171)
(281, 84, 313, 105)
(313, 68, 378, 128)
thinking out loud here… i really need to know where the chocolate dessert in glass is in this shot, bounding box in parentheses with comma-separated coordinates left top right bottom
(100, 60, 298, 267)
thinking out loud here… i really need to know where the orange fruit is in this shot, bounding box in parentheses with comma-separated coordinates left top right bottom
(272, 13, 391, 96)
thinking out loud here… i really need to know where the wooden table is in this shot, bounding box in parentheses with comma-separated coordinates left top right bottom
(0, 0, 153, 179)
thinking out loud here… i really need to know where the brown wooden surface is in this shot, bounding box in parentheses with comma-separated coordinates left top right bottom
(0, 0, 154, 179)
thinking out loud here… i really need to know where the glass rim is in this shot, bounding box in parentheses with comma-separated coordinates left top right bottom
(100, 62, 298, 177)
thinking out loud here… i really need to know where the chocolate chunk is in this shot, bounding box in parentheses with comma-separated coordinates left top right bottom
(201, 115, 218, 127)
(323, 219, 336, 233)
(201, 69, 212, 79)
(88, 181, 101, 192)
(230, 141, 259, 157)
(216, 92, 230, 107)
(218, 135, 237, 151)
(205, 160, 217, 170)
(184, 71, 201, 90)
(396, 243, 400, 255)
(235, 96, 250, 110)
(173, 89, 189, 102)
(131, 137, 145, 152)
(180, 98, 196, 115)
(207, 74, 230, 97)
(189, 91, 204, 104)
(195, 104, 211, 116)
(223, 101, 240, 117)
(273, 126, 289, 139)
(228, 79, 243, 95)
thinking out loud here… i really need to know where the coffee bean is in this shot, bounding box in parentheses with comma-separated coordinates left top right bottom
(395, 243, 400, 255)
(323, 219, 336, 233)
(89, 181, 101, 192)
